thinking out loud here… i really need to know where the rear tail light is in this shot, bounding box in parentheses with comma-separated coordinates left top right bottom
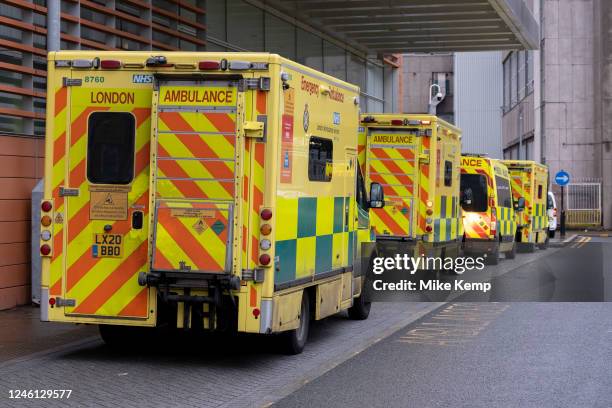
(41, 201, 52, 212)
(391, 119, 403, 126)
(259, 254, 271, 266)
(48, 297, 56, 306)
(426, 209, 433, 216)
(199, 60, 220, 70)
(490, 208, 497, 236)
(425, 225, 433, 233)
(40, 244, 51, 256)
(252, 308, 260, 317)
(100, 60, 121, 69)
(41, 215, 52, 227)
(261, 209, 272, 220)
(260, 224, 272, 235)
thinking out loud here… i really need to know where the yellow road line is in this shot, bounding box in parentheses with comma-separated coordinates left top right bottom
(577, 236, 591, 248)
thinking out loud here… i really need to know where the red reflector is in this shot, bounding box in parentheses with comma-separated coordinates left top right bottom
(391, 119, 403, 126)
(252, 308, 260, 317)
(41, 201, 52, 212)
(49, 297, 56, 306)
(199, 61, 220, 70)
(259, 254, 271, 265)
(40, 244, 51, 256)
(100, 60, 121, 69)
(260, 209, 272, 220)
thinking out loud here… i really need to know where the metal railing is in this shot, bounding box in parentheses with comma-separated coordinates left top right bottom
(565, 178, 602, 227)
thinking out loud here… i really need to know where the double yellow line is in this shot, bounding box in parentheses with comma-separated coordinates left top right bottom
(571, 236, 591, 248)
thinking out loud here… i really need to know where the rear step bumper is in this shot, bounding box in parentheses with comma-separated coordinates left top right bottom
(138, 271, 241, 291)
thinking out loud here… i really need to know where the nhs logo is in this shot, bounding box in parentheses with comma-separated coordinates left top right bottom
(132, 74, 153, 84)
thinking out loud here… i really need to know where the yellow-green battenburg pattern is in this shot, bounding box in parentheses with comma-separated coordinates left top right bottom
(275, 197, 357, 284)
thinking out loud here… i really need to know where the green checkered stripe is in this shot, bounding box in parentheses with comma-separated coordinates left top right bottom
(497, 207, 517, 238)
(433, 195, 460, 242)
(531, 203, 548, 230)
(275, 196, 356, 285)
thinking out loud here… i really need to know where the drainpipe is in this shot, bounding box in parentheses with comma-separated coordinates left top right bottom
(47, 0, 60, 52)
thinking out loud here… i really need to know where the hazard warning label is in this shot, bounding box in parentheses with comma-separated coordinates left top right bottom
(90, 191, 128, 220)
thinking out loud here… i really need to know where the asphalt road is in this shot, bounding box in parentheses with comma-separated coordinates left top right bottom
(275, 237, 612, 408)
(1, 235, 610, 408)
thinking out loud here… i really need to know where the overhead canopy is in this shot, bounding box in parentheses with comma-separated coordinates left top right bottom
(266, 0, 539, 53)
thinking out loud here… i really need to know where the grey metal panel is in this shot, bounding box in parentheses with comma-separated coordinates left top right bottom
(454, 52, 503, 158)
(31, 179, 43, 304)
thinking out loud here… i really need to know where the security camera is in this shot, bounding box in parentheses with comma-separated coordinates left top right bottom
(434, 92, 444, 102)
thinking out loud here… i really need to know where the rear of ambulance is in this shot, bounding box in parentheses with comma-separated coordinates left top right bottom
(41, 52, 273, 335)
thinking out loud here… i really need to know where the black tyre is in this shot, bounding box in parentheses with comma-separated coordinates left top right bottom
(348, 281, 371, 320)
(484, 248, 499, 265)
(99, 324, 144, 349)
(281, 293, 310, 355)
(538, 236, 549, 250)
(505, 242, 517, 259)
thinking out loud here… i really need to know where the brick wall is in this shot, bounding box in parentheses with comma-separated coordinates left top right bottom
(0, 135, 44, 310)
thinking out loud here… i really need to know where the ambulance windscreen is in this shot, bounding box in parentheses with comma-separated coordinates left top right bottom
(87, 112, 135, 185)
(460, 174, 488, 212)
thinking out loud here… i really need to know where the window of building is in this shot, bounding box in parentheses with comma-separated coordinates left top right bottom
(296, 28, 323, 70)
(227, 0, 264, 51)
(495, 176, 512, 208)
(432, 72, 452, 97)
(87, 112, 135, 184)
(503, 55, 510, 111)
(444, 161, 453, 187)
(308, 137, 333, 182)
(323, 40, 346, 81)
(347, 53, 366, 90)
(518, 51, 525, 100)
(510, 52, 518, 107)
(265, 13, 296, 60)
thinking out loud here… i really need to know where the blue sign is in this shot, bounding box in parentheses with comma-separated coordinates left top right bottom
(555, 170, 570, 186)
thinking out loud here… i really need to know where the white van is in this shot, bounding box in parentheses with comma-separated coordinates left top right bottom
(547, 191, 558, 237)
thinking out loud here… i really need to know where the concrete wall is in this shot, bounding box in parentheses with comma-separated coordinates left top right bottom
(454, 52, 503, 157)
(401, 54, 454, 118)
(0, 135, 44, 310)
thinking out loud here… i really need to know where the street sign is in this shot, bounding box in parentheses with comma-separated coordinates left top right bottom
(555, 170, 570, 186)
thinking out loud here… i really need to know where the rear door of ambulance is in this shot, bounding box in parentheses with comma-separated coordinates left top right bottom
(150, 77, 241, 277)
(366, 128, 418, 238)
(56, 69, 153, 320)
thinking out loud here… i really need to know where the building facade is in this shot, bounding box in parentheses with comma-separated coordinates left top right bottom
(501, 0, 612, 228)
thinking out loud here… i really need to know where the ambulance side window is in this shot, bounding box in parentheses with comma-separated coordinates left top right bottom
(495, 176, 512, 208)
(444, 161, 453, 186)
(538, 185, 543, 199)
(308, 137, 333, 182)
(87, 112, 135, 184)
(356, 166, 368, 210)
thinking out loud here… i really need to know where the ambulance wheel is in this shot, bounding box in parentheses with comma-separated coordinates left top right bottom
(281, 293, 310, 355)
(538, 236, 549, 250)
(505, 243, 517, 259)
(485, 248, 499, 265)
(522, 242, 536, 253)
(348, 286, 371, 320)
(99, 324, 142, 349)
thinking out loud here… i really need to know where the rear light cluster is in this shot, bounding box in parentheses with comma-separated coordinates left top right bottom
(40, 200, 53, 257)
(425, 201, 434, 233)
(362, 117, 432, 126)
(258, 208, 273, 266)
(490, 207, 497, 237)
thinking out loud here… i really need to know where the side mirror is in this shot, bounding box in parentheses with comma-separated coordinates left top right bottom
(369, 183, 385, 208)
(514, 197, 525, 211)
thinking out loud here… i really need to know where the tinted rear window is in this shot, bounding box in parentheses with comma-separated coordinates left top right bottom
(461, 173, 488, 212)
(87, 112, 135, 184)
